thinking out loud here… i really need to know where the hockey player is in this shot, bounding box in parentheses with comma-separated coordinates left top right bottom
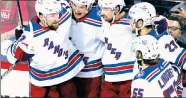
(97, 0, 136, 97)
(5, 0, 85, 97)
(69, 0, 105, 97)
(129, 2, 186, 97)
(131, 35, 186, 97)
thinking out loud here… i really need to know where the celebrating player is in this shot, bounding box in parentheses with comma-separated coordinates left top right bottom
(69, 0, 105, 97)
(97, 0, 136, 97)
(131, 35, 186, 97)
(129, 2, 186, 97)
(5, 0, 85, 97)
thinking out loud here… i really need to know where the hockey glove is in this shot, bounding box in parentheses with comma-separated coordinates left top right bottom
(154, 16, 168, 34)
(15, 25, 26, 40)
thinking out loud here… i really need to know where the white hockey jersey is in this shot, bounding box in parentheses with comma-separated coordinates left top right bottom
(153, 30, 186, 97)
(98, 14, 137, 82)
(131, 59, 179, 97)
(6, 7, 85, 87)
(70, 7, 105, 78)
(134, 29, 186, 96)
(147, 30, 186, 70)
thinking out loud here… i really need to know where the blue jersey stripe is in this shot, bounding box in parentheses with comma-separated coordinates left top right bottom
(29, 56, 82, 81)
(87, 59, 101, 65)
(34, 30, 48, 37)
(104, 69, 133, 75)
(81, 65, 103, 72)
(104, 61, 135, 68)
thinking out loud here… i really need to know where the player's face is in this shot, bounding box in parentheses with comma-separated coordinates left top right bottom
(136, 19, 144, 29)
(100, 8, 113, 23)
(168, 20, 181, 39)
(134, 19, 145, 35)
(71, 3, 87, 19)
(46, 13, 60, 30)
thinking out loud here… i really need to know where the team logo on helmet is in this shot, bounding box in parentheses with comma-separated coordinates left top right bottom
(142, 40, 148, 45)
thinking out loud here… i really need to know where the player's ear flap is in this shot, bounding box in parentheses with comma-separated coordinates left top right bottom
(39, 15, 45, 22)
(136, 50, 143, 60)
(114, 5, 120, 14)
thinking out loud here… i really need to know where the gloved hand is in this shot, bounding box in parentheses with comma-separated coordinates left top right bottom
(15, 25, 26, 40)
(15, 27, 24, 40)
(153, 15, 168, 34)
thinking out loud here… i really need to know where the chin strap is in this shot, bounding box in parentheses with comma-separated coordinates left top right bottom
(111, 9, 116, 23)
(86, 4, 93, 14)
(43, 15, 49, 27)
(111, 6, 123, 24)
(111, 16, 116, 23)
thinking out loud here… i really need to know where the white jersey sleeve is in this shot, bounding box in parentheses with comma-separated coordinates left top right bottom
(96, 27, 105, 42)
(158, 35, 186, 70)
(6, 22, 35, 64)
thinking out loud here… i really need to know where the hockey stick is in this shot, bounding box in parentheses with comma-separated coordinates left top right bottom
(1, 61, 19, 80)
(1, 0, 23, 80)
(16, 0, 24, 29)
